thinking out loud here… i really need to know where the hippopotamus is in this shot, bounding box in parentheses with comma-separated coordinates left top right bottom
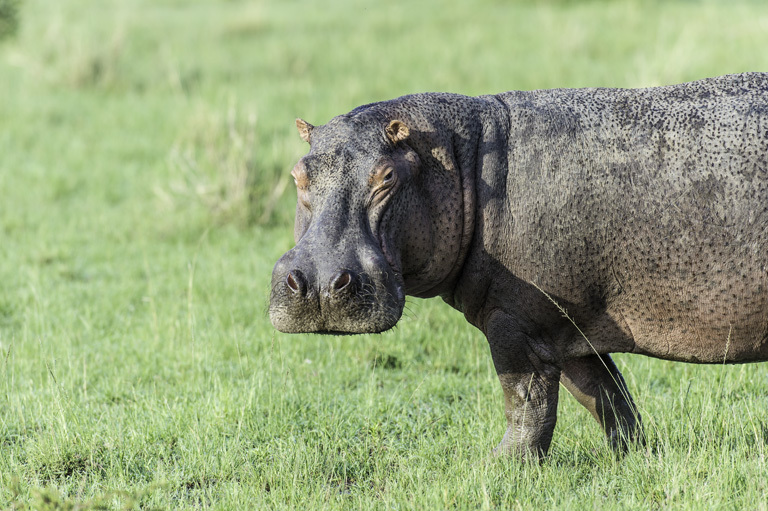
(270, 73, 768, 458)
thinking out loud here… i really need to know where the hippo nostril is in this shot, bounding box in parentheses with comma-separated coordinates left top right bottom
(331, 271, 353, 293)
(285, 270, 307, 296)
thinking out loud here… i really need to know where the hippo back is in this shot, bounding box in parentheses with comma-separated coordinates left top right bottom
(473, 73, 768, 362)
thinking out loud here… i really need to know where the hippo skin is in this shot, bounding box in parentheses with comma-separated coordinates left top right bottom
(270, 73, 768, 458)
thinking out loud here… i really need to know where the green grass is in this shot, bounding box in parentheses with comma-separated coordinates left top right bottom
(1, 0, 768, 509)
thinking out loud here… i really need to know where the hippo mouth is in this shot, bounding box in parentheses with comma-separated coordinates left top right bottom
(269, 283, 404, 334)
(269, 242, 406, 334)
(377, 231, 402, 281)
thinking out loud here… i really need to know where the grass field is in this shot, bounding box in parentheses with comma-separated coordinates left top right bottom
(1, 0, 768, 509)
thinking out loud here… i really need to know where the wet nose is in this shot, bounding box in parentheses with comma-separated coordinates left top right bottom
(285, 270, 308, 297)
(329, 270, 356, 296)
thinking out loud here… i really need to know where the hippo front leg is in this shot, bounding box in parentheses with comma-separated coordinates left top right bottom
(560, 354, 643, 451)
(486, 311, 561, 459)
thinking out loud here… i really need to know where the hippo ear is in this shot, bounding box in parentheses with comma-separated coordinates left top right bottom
(385, 119, 410, 144)
(296, 118, 314, 144)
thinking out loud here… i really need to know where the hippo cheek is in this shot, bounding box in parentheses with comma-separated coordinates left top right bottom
(269, 246, 405, 334)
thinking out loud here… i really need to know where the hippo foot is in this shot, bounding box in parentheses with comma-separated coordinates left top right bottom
(607, 417, 645, 453)
(491, 435, 548, 462)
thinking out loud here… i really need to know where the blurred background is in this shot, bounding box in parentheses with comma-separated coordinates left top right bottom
(3, 0, 767, 237)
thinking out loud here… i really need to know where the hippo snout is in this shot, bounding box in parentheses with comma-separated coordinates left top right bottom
(282, 267, 358, 300)
(329, 270, 355, 295)
(269, 248, 405, 334)
(284, 269, 308, 296)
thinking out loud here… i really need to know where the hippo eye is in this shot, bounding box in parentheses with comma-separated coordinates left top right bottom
(291, 163, 310, 191)
(377, 167, 396, 186)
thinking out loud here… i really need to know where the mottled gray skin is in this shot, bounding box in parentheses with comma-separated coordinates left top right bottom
(270, 73, 768, 458)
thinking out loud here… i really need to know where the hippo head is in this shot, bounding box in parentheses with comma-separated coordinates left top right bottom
(270, 104, 472, 334)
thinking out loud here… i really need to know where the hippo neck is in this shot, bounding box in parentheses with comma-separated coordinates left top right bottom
(387, 93, 497, 299)
(427, 94, 510, 315)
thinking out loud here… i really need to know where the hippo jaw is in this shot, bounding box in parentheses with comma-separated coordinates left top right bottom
(269, 244, 406, 334)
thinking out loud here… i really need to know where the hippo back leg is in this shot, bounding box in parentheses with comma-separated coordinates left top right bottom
(560, 354, 643, 451)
